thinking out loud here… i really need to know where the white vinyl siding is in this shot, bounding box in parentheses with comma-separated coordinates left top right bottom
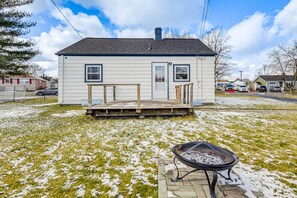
(58, 56, 215, 104)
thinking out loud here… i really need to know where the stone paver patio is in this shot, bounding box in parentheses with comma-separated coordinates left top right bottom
(158, 158, 264, 198)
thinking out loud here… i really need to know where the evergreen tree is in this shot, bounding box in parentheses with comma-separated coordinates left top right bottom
(0, 0, 39, 78)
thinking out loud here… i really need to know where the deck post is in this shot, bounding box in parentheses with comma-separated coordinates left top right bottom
(103, 86, 107, 104)
(183, 85, 186, 104)
(187, 84, 191, 104)
(113, 86, 116, 101)
(190, 83, 194, 107)
(175, 85, 181, 102)
(136, 84, 140, 113)
(88, 84, 92, 107)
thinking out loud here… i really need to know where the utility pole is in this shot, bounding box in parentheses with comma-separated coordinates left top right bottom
(239, 71, 243, 81)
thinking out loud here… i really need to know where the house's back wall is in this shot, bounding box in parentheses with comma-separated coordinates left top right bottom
(58, 56, 215, 104)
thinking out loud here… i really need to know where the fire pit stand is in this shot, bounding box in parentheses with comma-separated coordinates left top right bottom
(171, 141, 239, 198)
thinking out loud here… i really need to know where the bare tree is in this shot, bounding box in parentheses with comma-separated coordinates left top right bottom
(25, 63, 45, 77)
(202, 26, 233, 81)
(260, 64, 273, 75)
(268, 40, 297, 93)
(164, 28, 195, 39)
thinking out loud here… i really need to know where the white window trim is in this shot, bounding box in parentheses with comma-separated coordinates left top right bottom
(85, 64, 103, 82)
(173, 64, 190, 82)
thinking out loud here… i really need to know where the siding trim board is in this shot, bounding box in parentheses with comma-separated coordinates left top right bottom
(59, 54, 216, 57)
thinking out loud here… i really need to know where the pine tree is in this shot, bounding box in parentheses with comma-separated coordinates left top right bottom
(0, 0, 39, 78)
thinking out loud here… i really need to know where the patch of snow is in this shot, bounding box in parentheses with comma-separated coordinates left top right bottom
(51, 110, 85, 117)
(34, 167, 56, 187)
(0, 104, 42, 119)
(91, 189, 103, 197)
(11, 157, 26, 168)
(234, 162, 296, 198)
(215, 96, 293, 107)
(32, 103, 59, 107)
(44, 142, 61, 155)
(76, 184, 86, 198)
(100, 173, 120, 197)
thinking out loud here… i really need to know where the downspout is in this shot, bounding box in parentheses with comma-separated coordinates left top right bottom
(201, 57, 203, 103)
(196, 55, 199, 100)
(60, 55, 64, 104)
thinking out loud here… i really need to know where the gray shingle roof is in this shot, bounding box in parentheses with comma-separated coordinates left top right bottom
(56, 38, 216, 56)
(259, 75, 295, 81)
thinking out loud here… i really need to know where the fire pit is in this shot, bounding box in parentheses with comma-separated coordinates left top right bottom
(172, 141, 239, 198)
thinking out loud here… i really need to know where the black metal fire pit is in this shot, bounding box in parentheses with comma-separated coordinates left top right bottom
(172, 141, 239, 198)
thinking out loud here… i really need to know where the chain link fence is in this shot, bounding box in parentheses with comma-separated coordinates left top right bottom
(0, 86, 27, 102)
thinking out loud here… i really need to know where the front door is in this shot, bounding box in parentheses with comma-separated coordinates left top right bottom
(152, 63, 168, 99)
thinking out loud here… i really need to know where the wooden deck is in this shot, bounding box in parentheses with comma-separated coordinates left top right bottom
(86, 83, 194, 118)
(86, 100, 193, 117)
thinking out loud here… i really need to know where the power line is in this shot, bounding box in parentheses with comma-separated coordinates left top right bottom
(199, 0, 210, 38)
(49, 0, 83, 39)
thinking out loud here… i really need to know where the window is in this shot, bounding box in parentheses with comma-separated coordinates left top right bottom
(20, 79, 30, 84)
(85, 64, 103, 82)
(173, 64, 190, 82)
(5, 79, 9, 84)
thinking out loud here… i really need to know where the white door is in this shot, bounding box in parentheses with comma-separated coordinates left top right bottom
(152, 63, 168, 99)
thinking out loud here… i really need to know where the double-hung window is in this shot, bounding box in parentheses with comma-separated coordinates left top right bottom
(173, 64, 190, 82)
(20, 79, 29, 84)
(85, 64, 103, 82)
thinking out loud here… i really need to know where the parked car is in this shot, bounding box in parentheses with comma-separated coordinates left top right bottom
(225, 84, 235, 93)
(270, 86, 281, 92)
(256, 86, 267, 92)
(237, 85, 248, 92)
(35, 88, 58, 96)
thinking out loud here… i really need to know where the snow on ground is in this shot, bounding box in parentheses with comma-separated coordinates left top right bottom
(0, 103, 43, 129)
(0, 96, 296, 197)
(51, 110, 85, 117)
(234, 163, 296, 198)
(215, 96, 293, 107)
(0, 103, 42, 119)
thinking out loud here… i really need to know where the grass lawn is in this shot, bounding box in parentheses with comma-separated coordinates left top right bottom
(0, 97, 296, 197)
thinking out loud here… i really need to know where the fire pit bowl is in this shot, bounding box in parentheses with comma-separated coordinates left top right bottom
(171, 141, 239, 198)
(172, 141, 239, 171)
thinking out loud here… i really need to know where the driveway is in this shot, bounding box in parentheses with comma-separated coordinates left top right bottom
(253, 93, 297, 103)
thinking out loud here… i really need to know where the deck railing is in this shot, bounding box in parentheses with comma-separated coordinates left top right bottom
(87, 83, 140, 108)
(175, 83, 194, 106)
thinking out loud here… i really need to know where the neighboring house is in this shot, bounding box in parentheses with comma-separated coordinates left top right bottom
(56, 27, 216, 105)
(1, 75, 48, 91)
(231, 79, 245, 87)
(252, 75, 297, 91)
(216, 80, 230, 91)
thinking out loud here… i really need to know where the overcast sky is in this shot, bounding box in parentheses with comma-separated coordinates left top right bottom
(21, 0, 297, 80)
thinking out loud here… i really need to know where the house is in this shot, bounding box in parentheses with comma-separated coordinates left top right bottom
(216, 80, 230, 91)
(231, 79, 245, 87)
(1, 75, 48, 91)
(56, 27, 216, 106)
(252, 75, 297, 91)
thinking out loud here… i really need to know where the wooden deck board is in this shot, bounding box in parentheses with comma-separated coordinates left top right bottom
(87, 100, 191, 110)
(85, 100, 193, 117)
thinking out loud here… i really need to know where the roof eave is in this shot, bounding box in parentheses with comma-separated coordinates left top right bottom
(55, 53, 217, 57)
